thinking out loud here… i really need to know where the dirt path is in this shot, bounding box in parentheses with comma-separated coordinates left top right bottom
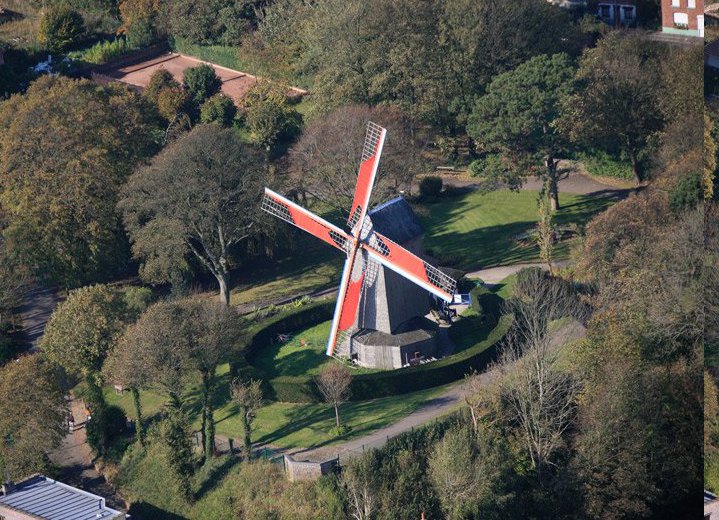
(48, 395, 127, 510)
(465, 260, 570, 284)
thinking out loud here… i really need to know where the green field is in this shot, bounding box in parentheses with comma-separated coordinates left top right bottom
(230, 189, 615, 309)
(105, 368, 451, 450)
(417, 189, 615, 271)
(249, 320, 381, 378)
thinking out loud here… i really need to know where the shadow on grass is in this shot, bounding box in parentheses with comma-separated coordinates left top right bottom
(252, 346, 328, 379)
(127, 502, 188, 520)
(194, 455, 241, 501)
(420, 190, 620, 271)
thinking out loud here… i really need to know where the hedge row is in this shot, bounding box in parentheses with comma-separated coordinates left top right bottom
(348, 314, 512, 400)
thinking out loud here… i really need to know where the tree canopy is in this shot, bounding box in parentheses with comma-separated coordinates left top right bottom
(0, 76, 161, 287)
(119, 124, 267, 304)
(467, 53, 575, 209)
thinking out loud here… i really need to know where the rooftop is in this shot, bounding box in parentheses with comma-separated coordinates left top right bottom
(0, 475, 125, 520)
(368, 197, 423, 245)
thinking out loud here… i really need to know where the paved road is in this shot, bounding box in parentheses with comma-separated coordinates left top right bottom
(465, 260, 570, 284)
(16, 284, 62, 352)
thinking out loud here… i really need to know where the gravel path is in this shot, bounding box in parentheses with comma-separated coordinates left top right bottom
(16, 284, 62, 352)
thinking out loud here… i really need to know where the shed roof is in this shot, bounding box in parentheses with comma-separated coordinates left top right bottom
(368, 197, 423, 245)
(0, 475, 124, 520)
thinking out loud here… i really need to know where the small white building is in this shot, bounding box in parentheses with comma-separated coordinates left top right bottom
(0, 475, 126, 520)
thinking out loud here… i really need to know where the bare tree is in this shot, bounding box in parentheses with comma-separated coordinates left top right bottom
(498, 269, 582, 484)
(463, 370, 501, 435)
(342, 449, 380, 520)
(287, 105, 430, 212)
(316, 363, 352, 428)
(230, 378, 264, 460)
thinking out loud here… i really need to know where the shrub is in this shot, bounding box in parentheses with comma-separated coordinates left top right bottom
(233, 300, 511, 403)
(183, 64, 222, 104)
(419, 176, 443, 199)
(200, 93, 237, 126)
(74, 37, 130, 64)
(577, 150, 635, 181)
(87, 405, 128, 455)
(38, 6, 85, 53)
(157, 86, 191, 121)
(669, 171, 703, 212)
(243, 82, 302, 150)
(469, 284, 502, 326)
(144, 69, 180, 105)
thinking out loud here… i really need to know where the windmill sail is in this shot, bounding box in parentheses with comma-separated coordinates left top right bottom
(347, 122, 387, 232)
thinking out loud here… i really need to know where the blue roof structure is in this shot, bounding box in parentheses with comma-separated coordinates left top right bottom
(0, 475, 124, 520)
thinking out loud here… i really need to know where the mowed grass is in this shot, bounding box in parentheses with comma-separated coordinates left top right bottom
(416, 189, 615, 271)
(229, 240, 343, 307)
(105, 362, 448, 450)
(249, 320, 381, 378)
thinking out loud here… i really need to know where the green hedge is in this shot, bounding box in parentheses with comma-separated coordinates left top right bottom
(232, 300, 512, 403)
(348, 314, 512, 400)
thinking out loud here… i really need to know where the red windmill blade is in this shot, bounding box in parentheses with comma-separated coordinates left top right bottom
(261, 122, 456, 357)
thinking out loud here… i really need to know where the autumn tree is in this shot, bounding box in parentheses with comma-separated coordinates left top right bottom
(706, 113, 717, 201)
(0, 76, 160, 287)
(37, 5, 85, 53)
(230, 378, 264, 460)
(242, 81, 301, 154)
(165, 0, 251, 46)
(287, 105, 428, 211)
(559, 32, 663, 183)
(467, 53, 575, 210)
(41, 284, 127, 410)
(200, 93, 237, 127)
(316, 363, 352, 431)
(119, 0, 164, 47)
(119, 124, 267, 304)
(0, 356, 66, 480)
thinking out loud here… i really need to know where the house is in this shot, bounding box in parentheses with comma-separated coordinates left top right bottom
(706, 490, 719, 519)
(594, 0, 638, 27)
(0, 475, 126, 520)
(661, 0, 704, 36)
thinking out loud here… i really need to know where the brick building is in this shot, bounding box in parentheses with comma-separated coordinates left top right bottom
(661, 0, 704, 36)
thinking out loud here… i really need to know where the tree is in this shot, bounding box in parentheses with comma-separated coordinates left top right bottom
(41, 284, 127, 409)
(184, 299, 238, 461)
(165, 0, 251, 46)
(467, 53, 575, 210)
(183, 63, 222, 105)
(559, 32, 663, 183)
(119, 124, 267, 305)
(316, 364, 351, 430)
(37, 5, 85, 53)
(143, 68, 180, 105)
(498, 269, 582, 484)
(287, 105, 428, 210)
(342, 449, 381, 520)
(536, 194, 555, 274)
(0, 356, 66, 480)
(0, 76, 160, 288)
(119, 0, 164, 47)
(200, 93, 237, 127)
(230, 378, 263, 460)
(242, 81, 301, 153)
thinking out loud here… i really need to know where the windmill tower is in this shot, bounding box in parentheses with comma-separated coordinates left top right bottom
(261, 122, 456, 369)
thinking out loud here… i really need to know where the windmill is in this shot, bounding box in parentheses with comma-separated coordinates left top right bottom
(261, 122, 456, 361)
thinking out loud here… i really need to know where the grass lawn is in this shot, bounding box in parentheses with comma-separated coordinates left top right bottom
(229, 240, 343, 307)
(105, 362, 451, 450)
(416, 189, 615, 271)
(249, 320, 381, 378)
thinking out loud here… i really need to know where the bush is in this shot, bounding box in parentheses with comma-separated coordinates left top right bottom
(419, 176, 443, 200)
(469, 284, 502, 326)
(144, 69, 180, 105)
(183, 64, 222, 104)
(200, 94, 237, 126)
(73, 37, 130, 64)
(669, 171, 703, 212)
(87, 405, 128, 455)
(577, 150, 635, 181)
(38, 6, 85, 53)
(233, 300, 511, 403)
